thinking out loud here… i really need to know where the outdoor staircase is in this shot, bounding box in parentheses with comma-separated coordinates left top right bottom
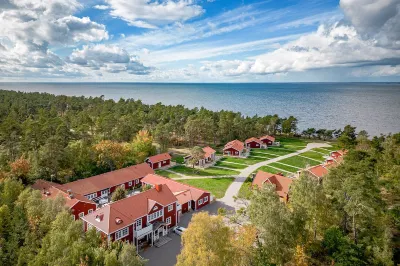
(154, 236, 172, 247)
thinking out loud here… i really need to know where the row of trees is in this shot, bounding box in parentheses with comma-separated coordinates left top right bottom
(0, 178, 145, 266)
(178, 132, 400, 265)
(0, 90, 298, 184)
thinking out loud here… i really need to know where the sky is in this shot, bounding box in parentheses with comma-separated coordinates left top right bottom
(0, 0, 400, 82)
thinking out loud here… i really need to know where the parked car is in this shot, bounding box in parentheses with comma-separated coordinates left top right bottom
(173, 226, 186, 236)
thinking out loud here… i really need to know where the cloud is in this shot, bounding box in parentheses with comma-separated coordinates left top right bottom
(68, 44, 154, 74)
(0, 0, 109, 78)
(106, 0, 204, 28)
(93, 5, 110, 10)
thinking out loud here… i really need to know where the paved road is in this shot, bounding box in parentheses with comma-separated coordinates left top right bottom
(219, 142, 331, 209)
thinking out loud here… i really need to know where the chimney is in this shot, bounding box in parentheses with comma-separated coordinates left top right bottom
(67, 189, 74, 199)
(95, 214, 104, 222)
(155, 184, 162, 192)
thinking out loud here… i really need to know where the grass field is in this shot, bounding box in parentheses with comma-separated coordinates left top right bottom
(177, 178, 234, 198)
(214, 161, 247, 169)
(250, 151, 277, 158)
(268, 162, 299, 173)
(258, 148, 294, 156)
(155, 169, 181, 178)
(277, 155, 321, 168)
(300, 151, 325, 161)
(169, 165, 239, 176)
(258, 165, 292, 175)
(277, 137, 308, 146)
(312, 148, 332, 155)
(220, 157, 261, 165)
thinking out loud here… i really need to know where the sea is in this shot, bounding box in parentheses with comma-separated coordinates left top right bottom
(1, 82, 399, 137)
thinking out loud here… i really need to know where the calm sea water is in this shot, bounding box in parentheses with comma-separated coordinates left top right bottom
(1, 82, 399, 136)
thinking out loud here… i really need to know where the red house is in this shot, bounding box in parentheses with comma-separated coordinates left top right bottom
(223, 140, 245, 157)
(32, 179, 97, 220)
(81, 184, 177, 250)
(145, 153, 172, 169)
(297, 164, 329, 180)
(245, 137, 265, 149)
(62, 163, 154, 202)
(184, 146, 217, 166)
(259, 135, 277, 146)
(252, 171, 293, 202)
(141, 174, 211, 221)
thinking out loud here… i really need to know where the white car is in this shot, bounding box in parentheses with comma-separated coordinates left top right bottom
(173, 226, 187, 236)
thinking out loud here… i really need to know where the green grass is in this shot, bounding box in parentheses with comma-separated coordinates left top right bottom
(259, 149, 293, 156)
(312, 148, 332, 155)
(171, 155, 185, 164)
(237, 177, 253, 199)
(258, 165, 292, 175)
(177, 178, 234, 198)
(250, 151, 276, 158)
(278, 155, 321, 168)
(170, 165, 239, 176)
(300, 151, 325, 161)
(220, 157, 258, 165)
(214, 161, 247, 169)
(277, 137, 308, 146)
(268, 163, 299, 173)
(155, 169, 181, 178)
(324, 145, 340, 151)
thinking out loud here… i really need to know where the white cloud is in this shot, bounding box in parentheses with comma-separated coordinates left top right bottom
(93, 5, 110, 10)
(68, 44, 154, 75)
(106, 0, 204, 28)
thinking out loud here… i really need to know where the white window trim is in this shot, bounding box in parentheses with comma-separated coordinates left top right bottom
(79, 212, 84, 218)
(136, 219, 142, 228)
(168, 204, 173, 212)
(135, 179, 139, 185)
(115, 227, 129, 240)
(128, 181, 132, 186)
(147, 209, 163, 222)
(198, 199, 203, 205)
(87, 193, 96, 200)
(204, 196, 208, 203)
(88, 209, 93, 214)
(166, 217, 171, 225)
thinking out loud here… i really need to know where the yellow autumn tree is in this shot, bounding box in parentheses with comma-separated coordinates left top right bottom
(132, 130, 155, 163)
(93, 140, 130, 170)
(177, 212, 256, 266)
(292, 245, 308, 266)
(9, 155, 31, 181)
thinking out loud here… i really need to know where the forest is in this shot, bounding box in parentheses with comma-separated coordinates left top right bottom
(0, 90, 299, 184)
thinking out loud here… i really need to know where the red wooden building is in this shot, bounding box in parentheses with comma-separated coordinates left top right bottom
(62, 163, 154, 202)
(223, 140, 245, 157)
(32, 179, 97, 220)
(141, 174, 211, 222)
(81, 184, 177, 250)
(145, 153, 172, 169)
(252, 171, 293, 202)
(259, 135, 276, 146)
(245, 137, 265, 149)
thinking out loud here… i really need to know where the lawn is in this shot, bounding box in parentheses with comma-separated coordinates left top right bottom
(258, 165, 292, 175)
(250, 151, 276, 159)
(155, 169, 181, 178)
(300, 151, 325, 161)
(259, 148, 293, 156)
(277, 155, 321, 168)
(312, 148, 332, 155)
(177, 178, 234, 198)
(237, 177, 253, 199)
(268, 163, 299, 173)
(169, 165, 239, 176)
(221, 157, 259, 165)
(214, 161, 247, 169)
(277, 137, 308, 146)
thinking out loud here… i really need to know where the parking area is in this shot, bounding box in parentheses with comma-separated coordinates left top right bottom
(141, 200, 233, 266)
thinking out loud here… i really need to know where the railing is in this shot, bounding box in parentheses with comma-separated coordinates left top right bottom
(135, 224, 153, 238)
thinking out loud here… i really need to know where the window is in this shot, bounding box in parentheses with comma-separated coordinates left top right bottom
(128, 181, 132, 186)
(101, 189, 109, 196)
(148, 209, 163, 222)
(135, 179, 139, 185)
(88, 209, 93, 214)
(87, 193, 96, 200)
(198, 199, 203, 205)
(115, 227, 129, 240)
(120, 184, 125, 189)
(136, 219, 142, 229)
(79, 212, 84, 218)
(87, 223, 93, 230)
(166, 217, 171, 225)
(204, 196, 208, 203)
(168, 204, 173, 212)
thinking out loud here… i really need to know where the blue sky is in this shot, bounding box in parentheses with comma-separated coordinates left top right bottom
(0, 0, 399, 82)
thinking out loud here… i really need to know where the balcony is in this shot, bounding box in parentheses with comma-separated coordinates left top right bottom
(135, 224, 153, 238)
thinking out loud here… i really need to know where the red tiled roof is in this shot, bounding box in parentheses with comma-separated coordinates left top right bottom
(252, 171, 292, 198)
(245, 137, 262, 145)
(31, 179, 95, 208)
(63, 163, 154, 196)
(141, 174, 209, 204)
(260, 135, 275, 142)
(81, 185, 177, 234)
(306, 165, 329, 178)
(223, 140, 244, 152)
(146, 153, 172, 163)
(202, 146, 216, 159)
